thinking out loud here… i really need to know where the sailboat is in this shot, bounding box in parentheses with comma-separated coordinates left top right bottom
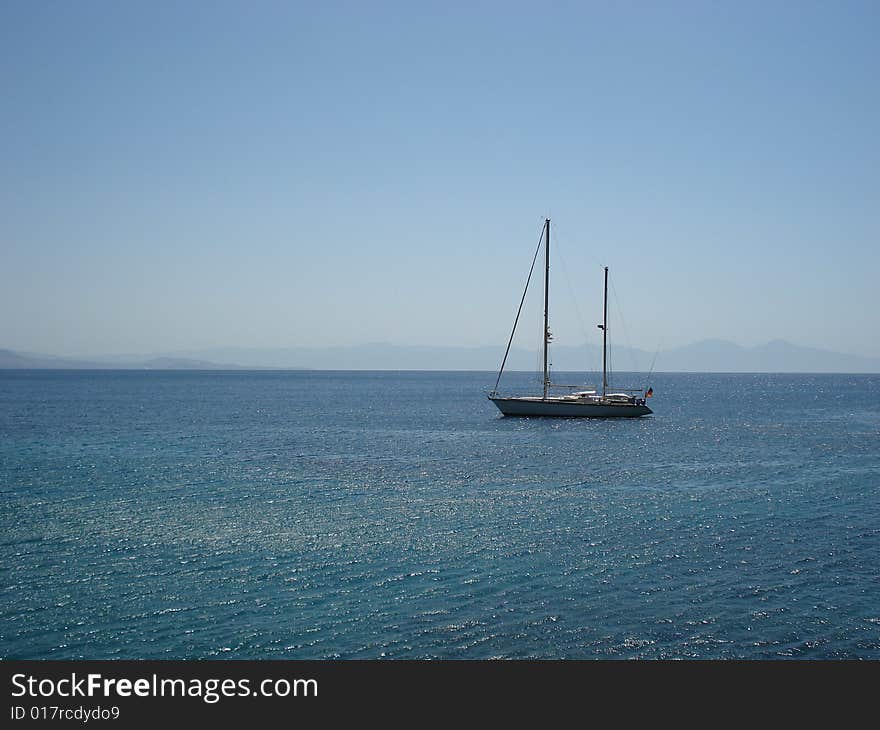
(488, 218, 652, 418)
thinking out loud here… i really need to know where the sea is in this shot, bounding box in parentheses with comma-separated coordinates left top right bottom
(1, 369, 878, 659)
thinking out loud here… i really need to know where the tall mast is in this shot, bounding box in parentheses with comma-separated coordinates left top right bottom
(543, 218, 550, 400)
(602, 266, 608, 397)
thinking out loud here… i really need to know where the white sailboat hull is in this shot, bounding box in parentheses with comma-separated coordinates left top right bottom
(489, 396, 652, 418)
(489, 218, 655, 420)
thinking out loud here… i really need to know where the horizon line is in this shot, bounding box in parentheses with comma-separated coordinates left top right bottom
(2, 367, 879, 375)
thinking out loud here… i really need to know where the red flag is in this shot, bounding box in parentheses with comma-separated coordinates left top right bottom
(645, 387, 653, 398)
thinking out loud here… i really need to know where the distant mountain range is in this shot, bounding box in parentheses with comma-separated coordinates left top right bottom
(0, 349, 242, 371)
(2, 340, 878, 373)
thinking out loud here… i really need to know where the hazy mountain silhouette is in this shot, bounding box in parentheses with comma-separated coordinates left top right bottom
(1, 340, 878, 372)
(0, 349, 245, 370)
(164, 341, 880, 373)
(656, 339, 880, 373)
(0, 349, 110, 369)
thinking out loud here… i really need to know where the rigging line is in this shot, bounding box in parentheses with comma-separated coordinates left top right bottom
(554, 228, 599, 377)
(554, 218, 604, 271)
(643, 337, 664, 391)
(534, 301, 543, 383)
(610, 277, 639, 377)
(554, 220, 605, 376)
(491, 223, 546, 395)
(607, 327, 613, 387)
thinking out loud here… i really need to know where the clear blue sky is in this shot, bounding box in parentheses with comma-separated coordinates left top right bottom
(2, 1, 878, 358)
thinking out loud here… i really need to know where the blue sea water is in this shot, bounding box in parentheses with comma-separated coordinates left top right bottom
(1, 369, 878, 659)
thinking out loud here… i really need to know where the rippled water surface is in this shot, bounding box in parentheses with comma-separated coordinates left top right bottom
(1, 370, 878, 658)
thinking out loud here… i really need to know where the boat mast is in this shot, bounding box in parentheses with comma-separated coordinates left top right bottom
(602, 266, 608, 397)
(543, 218, 550, 399)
